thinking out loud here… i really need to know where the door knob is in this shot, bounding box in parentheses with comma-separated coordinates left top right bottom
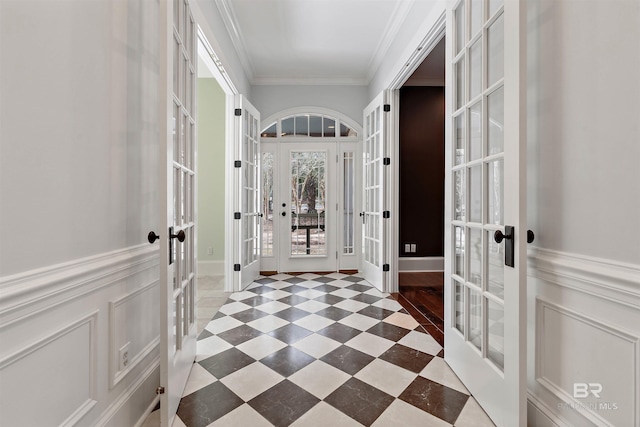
(258, 213, 264, 218)
(527, 230, 535, 244)
(494, 226, 515, 268)
(493, 229, 512, 243)
(281, 211, 286, 217)
(148, 231, 160, 244)
(170, 228, 186, 242)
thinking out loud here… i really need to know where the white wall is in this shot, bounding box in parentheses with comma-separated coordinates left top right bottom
(1, 1, 160, 425)
(250, 84, 369, 127)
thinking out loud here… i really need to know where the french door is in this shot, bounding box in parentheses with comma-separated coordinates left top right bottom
(444, 0, 527, 426)
(158, 0, 197, 425)
(362, 92, 390, 291)
(278, 142, 337, 272)
(234, 96, 261, 290)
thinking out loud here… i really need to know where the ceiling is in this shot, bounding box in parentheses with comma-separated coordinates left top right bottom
(216, 0, 418, 85)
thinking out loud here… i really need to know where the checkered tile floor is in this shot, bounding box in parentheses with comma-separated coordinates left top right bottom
(173, 273, 495, 427)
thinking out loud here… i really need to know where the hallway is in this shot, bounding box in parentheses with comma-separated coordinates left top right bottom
(168, 273, 494, 426)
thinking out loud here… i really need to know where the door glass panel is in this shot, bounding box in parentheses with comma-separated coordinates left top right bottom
(454, 226, 465, 278)
(469, 102, 482, 161)
(343, 152, 355, 254)
(488, 0, 503, 18)
(290, 151, 326, 256)
(487, 299, 504, 370)
(487, 231, 504, 299)
(470, 0, 483, 39)
(469, 289, 483, 351)
(455, 59, 465, 110)
(487, 13, 504, 87)
(455, 1, 465, 55)
(454, 169, 465, 221)
(454, 113, 465, 165)
(468, 227, 482, 286)
(487, 86, 504, 155)
(469, 40, 482, 101)
(262, 153, 274, 257)
(487, 159, 503, 225)
(469, 164, 482, 223)
(455, 280, 465, 334)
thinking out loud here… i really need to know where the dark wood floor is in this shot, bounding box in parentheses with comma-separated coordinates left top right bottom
(392, 272, 444, 347)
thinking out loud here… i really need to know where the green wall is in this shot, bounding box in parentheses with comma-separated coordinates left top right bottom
(197, 78, 226, 265)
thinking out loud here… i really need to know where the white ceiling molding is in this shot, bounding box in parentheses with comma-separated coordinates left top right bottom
(365, 0, 416, 84)
(215, 0, 256, 83)
(252, 76, 369, 86)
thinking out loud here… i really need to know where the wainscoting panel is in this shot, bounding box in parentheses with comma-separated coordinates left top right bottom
(0, 245, 160, 427)
(528, 249, 640, 427)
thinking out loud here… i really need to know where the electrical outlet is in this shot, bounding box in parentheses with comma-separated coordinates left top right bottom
(119, 342, 130, 370)
(207, 247, 213, 255)
(410, 244, 417, 253)
(404, 244, 411, 253)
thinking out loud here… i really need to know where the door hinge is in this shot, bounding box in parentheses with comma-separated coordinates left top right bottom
(234, 212, 241, 219)
(234, 264, 241, 271)
(383, 157, 391, 166)
(234, 160, 241, 168)
(156, 386, 165, 395)
(336, 251, 338, 260)
(383, 104, 391, 112)
(383, 210, 390, 219)
(235, 108, 242, 116)
(383, 264, 390, 272)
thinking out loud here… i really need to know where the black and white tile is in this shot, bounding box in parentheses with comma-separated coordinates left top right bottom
(170, 273, 495, 427)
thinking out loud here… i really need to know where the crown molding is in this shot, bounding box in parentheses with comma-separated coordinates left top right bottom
(215, 0, 255, 83)
(252, 76, 369, 86)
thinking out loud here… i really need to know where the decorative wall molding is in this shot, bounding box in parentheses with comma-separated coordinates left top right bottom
(0, 312, 98, 426)
(528, 248, 640, 309)
(0, 245, 158, 324)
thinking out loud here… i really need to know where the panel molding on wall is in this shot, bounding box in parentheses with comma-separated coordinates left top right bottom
(528, 248, 640, 427)
(0, 312, 98, 426)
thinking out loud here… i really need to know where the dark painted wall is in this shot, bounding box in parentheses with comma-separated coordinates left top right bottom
(399, 86, 445, 257)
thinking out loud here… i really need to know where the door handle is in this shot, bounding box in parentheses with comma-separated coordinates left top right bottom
(281, 211, 286, 217)
(494, 226, 514, 267)
(360, 212, 365, 224)
(148, 231, 160, 244)
(169, 226, 185, 265)
(527, 229, 535, 244)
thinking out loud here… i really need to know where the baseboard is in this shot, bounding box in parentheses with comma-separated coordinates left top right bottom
(197, 260, 224, 277)
(398, 256, 444, 272)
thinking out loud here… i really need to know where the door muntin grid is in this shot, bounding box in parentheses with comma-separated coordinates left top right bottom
(171, 0, 197, 352)
(243, 111, 260, 267)
(451, 0, 505, 372)
(364, 106, 382, 268)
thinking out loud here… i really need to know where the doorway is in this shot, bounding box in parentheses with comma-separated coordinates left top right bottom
(260, 110, 361, 274)
(396, 37, 446, 346)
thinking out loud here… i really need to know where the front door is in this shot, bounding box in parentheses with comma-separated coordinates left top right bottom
(278, 142, 337, 272)
(158, 0, 197, 425)
(444, 0, 527, 426)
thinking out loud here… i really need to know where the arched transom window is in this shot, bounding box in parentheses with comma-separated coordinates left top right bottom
(261, 113, 359, 139)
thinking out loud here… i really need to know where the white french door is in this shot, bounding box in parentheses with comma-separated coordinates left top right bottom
(444, 0, 527, 426)
(234, 95, 261, 290)
(278, 142, 337, 272)
(158, 0, 197, 425)
(362, 92, 390, 291)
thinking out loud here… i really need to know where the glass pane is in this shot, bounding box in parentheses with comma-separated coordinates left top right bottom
(469, 289, 482, 351)
(487, 159, 503, 225)
(290, 152, 326, 255)
(343, 152, 355, 254)
(173, 103, 179, 162)
(469, 39, 482, 101)
(489, 0, 503, 18)
(470, 0, 483, 38)
(454, 169, 466, 221)
(487, 230, 504, 299)
(454, 226, 465, 278)
(324, 117, 336, 137)
(488, 299, 504, 370)
(454, 113, 465, 165)
(487, 13, 504, 87)
(455, 1, 465, 55)
(455, 59, 465, 110)
(295, 115, 309, 136)
(262, 153, 274, 257)
(173, 36, 180, 97)
(487, 86, 504, 155)
(281, 117, 294, 136)
(309, 115, 322, 137)
(340, 123, 357, 137)
(469, 164, 482, 223)
(469, 227, 482, 286)
(469, 102, 482, 161)
(455, 281, 465, 334)
(261, 122, 277, 138)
